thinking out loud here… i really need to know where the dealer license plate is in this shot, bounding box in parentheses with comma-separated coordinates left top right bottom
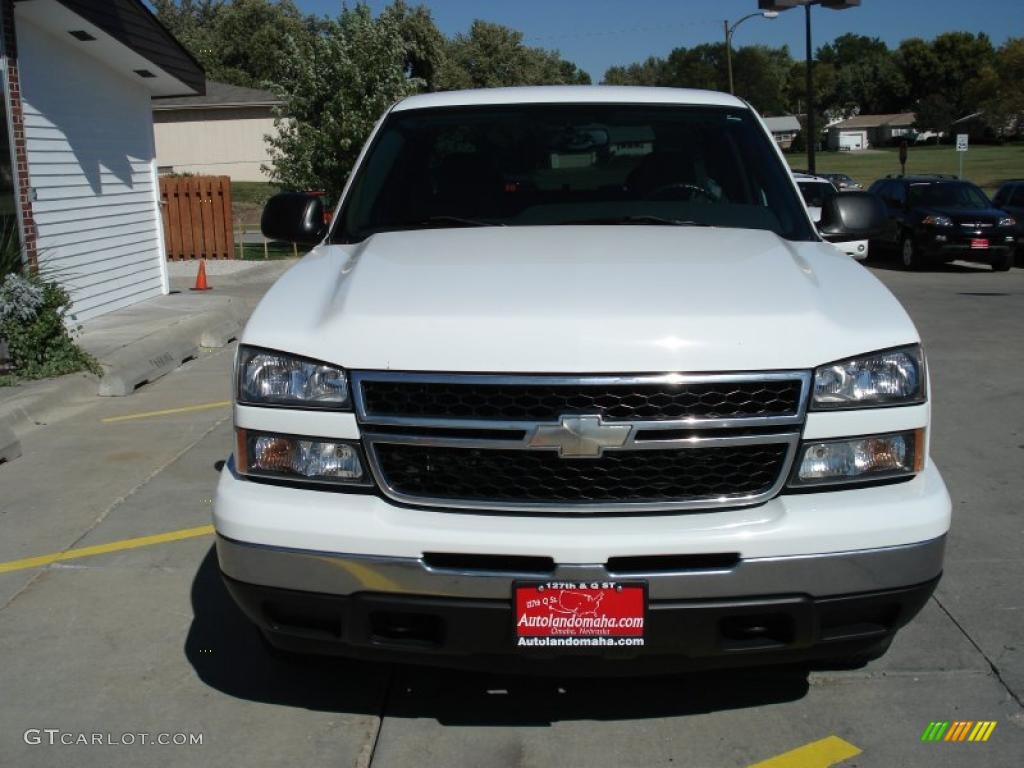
(970, 238, 989, 249)
(514, 582, 646, 648)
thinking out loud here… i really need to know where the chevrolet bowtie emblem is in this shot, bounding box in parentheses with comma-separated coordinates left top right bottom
(527, 415, 632, 458)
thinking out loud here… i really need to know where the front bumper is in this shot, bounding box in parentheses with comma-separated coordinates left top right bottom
(215, 448, 950, 669)
(918, 230, 1016, 260)
(217, 534, 944, 670)
(221, 564, 939, 672)
(216, 533, 945, 602)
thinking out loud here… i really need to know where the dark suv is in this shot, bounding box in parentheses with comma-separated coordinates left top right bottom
(868, 175, 1017, 270)
(992, 180, 1024, 264)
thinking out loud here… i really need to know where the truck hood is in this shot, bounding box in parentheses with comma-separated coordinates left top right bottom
(242, 226, 919, 372)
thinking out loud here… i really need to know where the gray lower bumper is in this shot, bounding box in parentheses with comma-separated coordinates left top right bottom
(216, 534, 945, 601)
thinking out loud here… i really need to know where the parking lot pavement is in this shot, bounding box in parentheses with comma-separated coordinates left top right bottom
(0, 260, 1022, 767)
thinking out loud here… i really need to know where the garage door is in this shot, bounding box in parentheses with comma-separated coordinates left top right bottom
(839, 132, 864, 150)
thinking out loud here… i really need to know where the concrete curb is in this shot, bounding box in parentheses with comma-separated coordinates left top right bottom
(0, 373, 98, 440)
(0, 420, 20, 464)
(96, 303, 243, 397)
(0, 293, 245, 453)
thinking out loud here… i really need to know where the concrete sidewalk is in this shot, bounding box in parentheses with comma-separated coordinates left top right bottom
(0, 259, 294, 461)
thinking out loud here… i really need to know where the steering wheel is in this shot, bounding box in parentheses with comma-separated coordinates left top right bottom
(643, 183, 716, 203)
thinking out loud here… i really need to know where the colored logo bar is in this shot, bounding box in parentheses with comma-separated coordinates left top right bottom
(921, 721, 997, 742)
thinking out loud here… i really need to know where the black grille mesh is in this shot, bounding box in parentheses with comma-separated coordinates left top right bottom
(373, 443, 789, 504)
(360, 379, 803, 422)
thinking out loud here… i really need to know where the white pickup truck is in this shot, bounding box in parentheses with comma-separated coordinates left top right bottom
(214, 86, 950, 673)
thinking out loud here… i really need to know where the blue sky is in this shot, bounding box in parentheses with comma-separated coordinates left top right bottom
(292, 0, 1023, 80)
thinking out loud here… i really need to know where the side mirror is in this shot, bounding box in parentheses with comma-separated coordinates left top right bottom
(818, 192, 887, 241)
(261, 193, 326, 245)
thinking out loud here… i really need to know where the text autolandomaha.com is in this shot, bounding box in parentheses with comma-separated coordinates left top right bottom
(517, 637, 645, 647)
(517, 615, 644, 630)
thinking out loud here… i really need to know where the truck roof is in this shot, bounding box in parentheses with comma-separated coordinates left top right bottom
(392, 85, 749, 112)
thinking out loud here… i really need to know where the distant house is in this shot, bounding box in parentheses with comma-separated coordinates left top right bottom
(827, 113, 916, 151)
(950, 111, 1021, 142)
(152, 81, 283, 182)
(1, 0, 204, 320)
(763, 116, 801, 149)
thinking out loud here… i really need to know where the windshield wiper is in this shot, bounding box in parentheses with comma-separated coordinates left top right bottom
(565, 215, 711, 227)
(418, 216, 506, 228)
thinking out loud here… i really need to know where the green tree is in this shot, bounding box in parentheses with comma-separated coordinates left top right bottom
(605, 43, 793, 116)
(814, 34, 908, 115)
(914, 93, 956, 133)
(784, 60, 837, 118)
(659, 44, 722, 91)
(380, 0, 447, 90)
(898, 37, 942, 99)
(603, 57, 664, 86)
(817, 33, 889, 68)
(265, 4, 421, 193)
(150, 0, 219, 65)
(438, 20, 590, 90)
(834, 55, 909, 114)
(991, 38, 1024, 135)
(929, 32, 996, 119)
(152, 0, 320, 88)
(731, 45, 792, 115)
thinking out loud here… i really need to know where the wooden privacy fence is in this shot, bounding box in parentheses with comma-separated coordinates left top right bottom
(159, 175, 234, 260)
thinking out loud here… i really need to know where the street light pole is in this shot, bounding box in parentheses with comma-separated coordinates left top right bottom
(758, 1, 860, 174)
(725, 20, 734, 95)
(724, 11, 778, 95)
(805, 2, 815, 174)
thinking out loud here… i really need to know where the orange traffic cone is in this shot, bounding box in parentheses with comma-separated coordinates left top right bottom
(190, 259, 212, 291)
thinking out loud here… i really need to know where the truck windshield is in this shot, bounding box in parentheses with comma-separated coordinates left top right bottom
(909, 182, 990, 209)
(334, 104, 816, 243)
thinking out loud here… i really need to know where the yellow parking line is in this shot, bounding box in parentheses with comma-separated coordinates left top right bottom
(0, 525, 215, 574)
(748, 735, 862, 768)
(101, 400, 231, 423)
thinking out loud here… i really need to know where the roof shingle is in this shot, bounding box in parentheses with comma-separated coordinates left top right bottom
(830, 112, 916, 130)
(153, 80, 282, 110)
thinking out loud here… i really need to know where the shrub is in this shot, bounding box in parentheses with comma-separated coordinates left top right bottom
(0, 274, 99, 380)
(1, 218, 24, 278)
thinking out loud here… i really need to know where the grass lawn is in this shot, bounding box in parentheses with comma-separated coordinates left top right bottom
(236, 240, 302, 261)
(785, 143, 1024, 195)
(231, 181, 279, 206)
(231, 181, 279, 228)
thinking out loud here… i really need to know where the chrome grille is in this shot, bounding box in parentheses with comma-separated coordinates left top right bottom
(360, 377, 803, 422)
(374, 443, 790, 504)
(353, 371, 810, 514)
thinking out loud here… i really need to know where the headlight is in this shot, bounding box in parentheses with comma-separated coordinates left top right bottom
(236, 429, 371, 485)
(998, 216, 1016, 227)
(812, 346, 925, 410)
(922, 215, 953, 227)
(789, 429, 924, 487)
(238, 346, 349, 408)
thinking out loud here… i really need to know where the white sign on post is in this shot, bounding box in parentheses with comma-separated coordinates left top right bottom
(956, 133, 968, 178)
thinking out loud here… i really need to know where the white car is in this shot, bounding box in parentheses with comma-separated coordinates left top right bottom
(794, 172, 869, 260)
(215, 86, 949, 672)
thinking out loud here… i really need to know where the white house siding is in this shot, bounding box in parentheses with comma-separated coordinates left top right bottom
(18, 16, 166, 321)
(153, 108, 278, 182)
